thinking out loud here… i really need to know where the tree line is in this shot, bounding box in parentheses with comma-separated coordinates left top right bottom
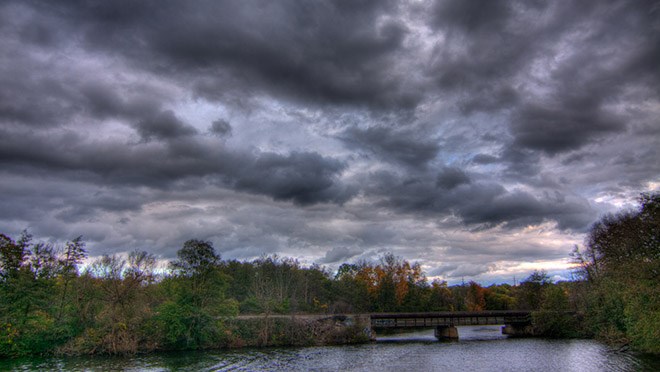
(571, 193, 659, 353)
(1, 193, 657, 356)
(0, 234, 568, 357)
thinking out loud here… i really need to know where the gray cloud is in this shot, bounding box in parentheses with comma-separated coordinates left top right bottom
(341, 126, 440, 168)
(0, 0, 658, 284)
(365, 170, 595, 231)
(436, 167, 470, 190)
(232, 151, 354, 206)
(45, 0, 422, 111)
(428, 0, 660, 163)
(471, 154, 499, 165)
(0, 124, 350, 206)
(500, 146, 541, 178)
(134, 110, 198, 141)
(0, 56, 77, 128)
(509, 91, 625, 156)
(319, 246, 361, 264)
(81, 82, 163, 121)
(210, 119, 232, 137)
(458, 189, 594, 230)
(431, 263, 495, 279)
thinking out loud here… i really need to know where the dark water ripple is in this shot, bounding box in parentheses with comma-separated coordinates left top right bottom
(3, 326, 658, 371)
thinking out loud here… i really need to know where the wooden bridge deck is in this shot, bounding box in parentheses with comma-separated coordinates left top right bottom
(369, 311, 531, 328)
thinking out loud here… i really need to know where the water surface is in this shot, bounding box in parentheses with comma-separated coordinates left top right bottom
(4, 326, 658, 371)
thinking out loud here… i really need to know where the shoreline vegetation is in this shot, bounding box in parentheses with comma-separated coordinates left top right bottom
(1, 194, 657, 357)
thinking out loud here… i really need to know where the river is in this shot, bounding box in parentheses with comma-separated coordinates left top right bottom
(3, 326, 659, 371)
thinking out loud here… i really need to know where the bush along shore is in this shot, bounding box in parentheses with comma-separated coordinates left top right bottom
(224, 315, 372, 348)
(1, 193, 657, 357)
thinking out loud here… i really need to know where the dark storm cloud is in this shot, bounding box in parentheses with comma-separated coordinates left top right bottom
(429, 0, 660, 156)
(0, 3, 90, 128)
(436, 167, 470, 190)
(428, 0, 538, 100)
(0, 125, 351, 206)
(232, 151, 354, 206)
(0, 36, 168, 132)
(458, 189, 593, 230)
(54, 193, 144, 224)
(341, 126, 440, 168)
(81, 82, 163, 121)
(433, 0, 511, 32)
(471, 154, 499, 165)
(0, 56, 77, 128)
(134, 110, 198, 141)
(510, 101, 623, 155)
(500, 146, 541, 178)
(2, 10, 356, 207)
(367, 170, 594, 230)
(37, 0, 421, 111)
(209, 119, 232, 137)
(0, 0, 658, 275)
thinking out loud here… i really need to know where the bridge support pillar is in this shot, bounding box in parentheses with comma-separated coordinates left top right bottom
(501, 323, 534, 337)
(434, 326, 458, 341)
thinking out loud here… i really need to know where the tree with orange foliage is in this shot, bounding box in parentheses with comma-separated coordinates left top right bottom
(465, 281, 486, 311)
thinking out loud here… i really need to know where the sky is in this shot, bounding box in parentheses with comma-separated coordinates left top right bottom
(1, 0, 658, 285)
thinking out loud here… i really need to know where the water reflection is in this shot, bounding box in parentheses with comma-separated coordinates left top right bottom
(376, 325, 507, 342)
(3, 327, 659, 371)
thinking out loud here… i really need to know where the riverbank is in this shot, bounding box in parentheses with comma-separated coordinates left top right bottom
(4, 328, 659, 371)
(49, 314, 372, 357)
(224, 314, 372, 348)
(8, 310, 646, 358)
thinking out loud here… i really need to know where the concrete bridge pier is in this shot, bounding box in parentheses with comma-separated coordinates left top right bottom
(434, 325, 459, 340)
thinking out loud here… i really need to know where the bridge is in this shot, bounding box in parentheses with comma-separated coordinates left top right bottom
(369, 311, 533, 340)
(234, 311, 536, 341)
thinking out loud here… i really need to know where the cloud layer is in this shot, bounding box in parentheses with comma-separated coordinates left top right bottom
(1, 0, 658, 283)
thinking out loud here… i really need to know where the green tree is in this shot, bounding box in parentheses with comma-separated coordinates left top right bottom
(155, 240, 237, 349)
(81, 250, 157, 354)
(484, 284, 516, 310)
(332, 263, 371, 313)
(532, 284, 580, 338)
(0, 232, 33, 321)
(572, 193, 659, 352)
(0, 232, 31, 280)
(0, 232, 79, 356)
(250, 255, 297, 314)
(515, 270, 550, 310)
(427, 279, 453, 311)
(56, 237, 87, 321)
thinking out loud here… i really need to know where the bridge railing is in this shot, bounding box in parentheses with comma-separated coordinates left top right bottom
(370, 311, 532, 328)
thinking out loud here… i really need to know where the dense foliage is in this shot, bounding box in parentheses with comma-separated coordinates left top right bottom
(1, 194, 657, 356)
(0, 234, 557, 357)
(572, 193, 659, 353)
